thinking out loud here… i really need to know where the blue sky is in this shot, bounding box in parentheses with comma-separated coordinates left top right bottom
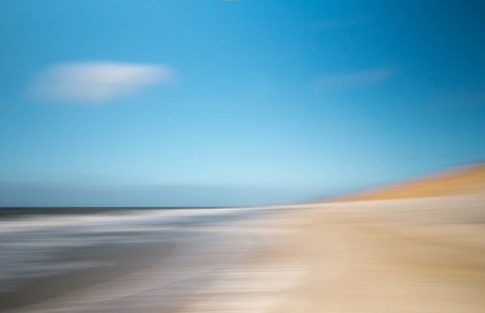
(0, 0, 484, 206)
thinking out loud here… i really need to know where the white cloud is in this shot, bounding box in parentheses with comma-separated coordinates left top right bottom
(317, 68, 393, 91)
(32, 61, 174, 103)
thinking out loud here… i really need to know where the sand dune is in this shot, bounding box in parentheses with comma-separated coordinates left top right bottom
(334, 163, 485, 201)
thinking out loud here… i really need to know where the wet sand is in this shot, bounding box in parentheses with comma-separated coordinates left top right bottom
(0, 241, 175, 311)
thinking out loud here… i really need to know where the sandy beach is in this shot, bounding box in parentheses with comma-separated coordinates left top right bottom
(179, 164, 485, 312)
(1, 165, 484, 312)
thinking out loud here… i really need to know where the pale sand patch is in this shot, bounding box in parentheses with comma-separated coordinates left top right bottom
(183, 265, 304, 313)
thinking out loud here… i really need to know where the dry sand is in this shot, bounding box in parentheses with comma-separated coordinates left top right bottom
(266, 163, 485, 312)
